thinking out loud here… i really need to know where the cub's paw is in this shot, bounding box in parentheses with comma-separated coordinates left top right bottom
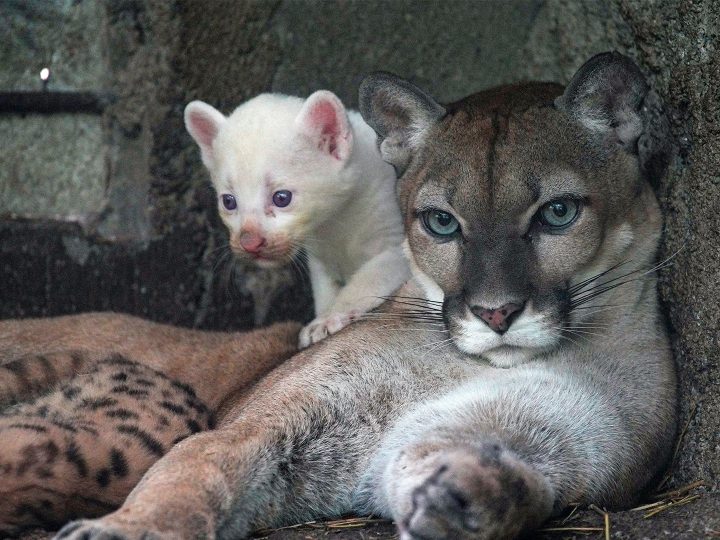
(299, 311, 362, 348)
(399, 446, 545, 540)
(54, 519, 161, 540)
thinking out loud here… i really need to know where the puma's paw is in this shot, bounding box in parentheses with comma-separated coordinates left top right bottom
(54, 519, 162, 540)
(299, 310, 362, 348)
(398, 446, 543, 540)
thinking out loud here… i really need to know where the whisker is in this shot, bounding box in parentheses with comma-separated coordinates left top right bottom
(569, 259, 633, 294)
(356, 312, 444, 321)
(356, 315, 445, 325)
(360, 308, 444, 318)
(570, 245, 685, 309)
(554, 331, 581, 348)
(556, 328, 593, 344)
(561, 328, 606, 338)
(572, 303, 633, 310)
(383, 295, 444, 306)
(416, 337, 455, 358)
(373, 325, 448, 333)
(571, 269, 655, 300)
(376, 298, 444, 313)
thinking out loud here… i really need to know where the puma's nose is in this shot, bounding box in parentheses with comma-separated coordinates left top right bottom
(239, 232, 266, 254)
(470, 302, 525, 334)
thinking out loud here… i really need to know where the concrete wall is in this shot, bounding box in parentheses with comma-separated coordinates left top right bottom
(1, 0, 718, 491)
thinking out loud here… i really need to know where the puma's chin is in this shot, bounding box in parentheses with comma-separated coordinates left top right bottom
(451, 311, 559, 367)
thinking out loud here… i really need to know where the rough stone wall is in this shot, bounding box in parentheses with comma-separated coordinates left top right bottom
(517, 0, 720, 492)
(1, 0, 718, 493)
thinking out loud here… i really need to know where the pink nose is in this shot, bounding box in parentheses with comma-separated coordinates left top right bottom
(471, 302, 525, 334)
(239, 232, 266, 254)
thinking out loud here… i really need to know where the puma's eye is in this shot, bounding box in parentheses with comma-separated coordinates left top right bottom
(422, 209, 460, 237)
(272, 190, 292, 208)
(221, 194, 237, 211)
(538, 199, 579, 228)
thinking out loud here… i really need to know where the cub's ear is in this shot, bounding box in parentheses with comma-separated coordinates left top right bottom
(359, 72, 445, 174)
(556, 52, 649, 152)
(184, 101, 227, 168)
(295, 90, 353, 162)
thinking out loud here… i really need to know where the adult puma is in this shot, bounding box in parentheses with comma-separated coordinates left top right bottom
(1, 52, 675, 539)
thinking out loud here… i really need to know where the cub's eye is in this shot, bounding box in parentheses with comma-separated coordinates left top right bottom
(221, 194, 237, 211)
(538, 199, 580, 228)
(272, 190, 292, 208)
(422, 209, 460, 237)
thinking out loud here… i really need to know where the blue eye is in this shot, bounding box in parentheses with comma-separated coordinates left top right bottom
(221, 194, 237, 210)
(422, 209, 460, 237)
(538, 199, 580, 228)
(272, 190, 292, 208)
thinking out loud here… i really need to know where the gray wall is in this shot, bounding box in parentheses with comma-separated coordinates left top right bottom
(1, 0, 718, 490)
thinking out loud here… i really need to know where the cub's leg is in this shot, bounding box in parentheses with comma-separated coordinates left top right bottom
(0, 354, 214, 536)
(300, 246, 408, 347)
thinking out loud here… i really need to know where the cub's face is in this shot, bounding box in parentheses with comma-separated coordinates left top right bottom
(185, 92, 356, 269)
(361, 53, 666, 366)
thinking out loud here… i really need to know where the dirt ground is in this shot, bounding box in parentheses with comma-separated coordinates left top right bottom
(16, 489, 719, 540)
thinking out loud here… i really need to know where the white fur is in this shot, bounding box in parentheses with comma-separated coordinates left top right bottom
(453, 302, 558, 368)
(402, 239, 444, 304)
(185, 93, 409, 347)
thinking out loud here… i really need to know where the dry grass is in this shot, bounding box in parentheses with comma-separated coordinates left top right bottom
(253, 516, 392, 537)
(629, 479, 706, 519)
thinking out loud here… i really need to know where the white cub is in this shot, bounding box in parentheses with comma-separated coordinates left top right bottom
(185, 91, 409, 347)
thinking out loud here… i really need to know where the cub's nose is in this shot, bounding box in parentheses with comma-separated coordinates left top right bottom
(239, 232, 267, 254)
(470, 302, 525, 334)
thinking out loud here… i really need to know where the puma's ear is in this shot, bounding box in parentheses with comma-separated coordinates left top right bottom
(359, 72, 445, 175)
(556, 52, 649, 152)
(184, 101, 227, 168)
(295, 90, 353, 162)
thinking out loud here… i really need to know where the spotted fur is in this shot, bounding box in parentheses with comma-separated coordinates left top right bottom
(0, 317, 300, 535)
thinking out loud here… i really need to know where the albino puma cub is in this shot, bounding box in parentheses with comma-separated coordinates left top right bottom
(184, 92, 408, 346)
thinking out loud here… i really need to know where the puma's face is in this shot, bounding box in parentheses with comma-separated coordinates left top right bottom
(361, 53, 667, 367)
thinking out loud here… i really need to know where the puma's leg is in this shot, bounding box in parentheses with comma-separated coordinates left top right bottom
(54, 395, 365, 540)
(54, 428, 258, 540)
(385, 442, 553, 540)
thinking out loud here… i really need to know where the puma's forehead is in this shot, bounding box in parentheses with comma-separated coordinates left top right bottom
(402, 82, 634, 228)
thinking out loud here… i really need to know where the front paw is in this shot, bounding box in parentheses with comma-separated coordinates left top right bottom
(399, 446, 543, 540)
(54, 519, 161, 540)
(299, 311, 361, 348)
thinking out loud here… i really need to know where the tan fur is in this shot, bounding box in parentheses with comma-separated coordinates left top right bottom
(0, 315, 299, 534)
